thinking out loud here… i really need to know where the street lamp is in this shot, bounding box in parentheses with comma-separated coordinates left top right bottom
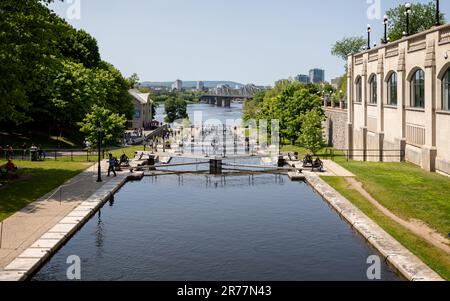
(96, 125, 103, 182)
(435, 0, 441, 26)
(367, 24, 372, 50)
(404, 3, 412, 36)
(383, 15, 389, 44)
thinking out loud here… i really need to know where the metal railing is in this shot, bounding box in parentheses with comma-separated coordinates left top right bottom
(0, 148, 126, 162)
(316, 149, 406, 162)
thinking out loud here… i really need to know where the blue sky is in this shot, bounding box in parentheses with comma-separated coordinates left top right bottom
(49, 0, 450, 85)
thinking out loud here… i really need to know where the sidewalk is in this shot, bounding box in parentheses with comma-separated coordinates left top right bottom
(0, 161, 121, 270)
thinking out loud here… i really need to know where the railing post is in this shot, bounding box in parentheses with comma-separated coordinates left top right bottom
(54, 150, 57, 161)
(71, 150, 73, 161)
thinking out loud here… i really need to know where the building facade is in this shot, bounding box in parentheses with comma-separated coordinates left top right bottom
(309, 68, 325, 83)
(128, 90, 153, 129)
(346, 24, 450, 175)
(295, 74, 310, 83)
(172, 79, 183, 91)
(197, 81, 205, 91)
(330, 77, 341, 89)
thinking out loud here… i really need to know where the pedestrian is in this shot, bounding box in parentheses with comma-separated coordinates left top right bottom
(107, 153, 117, 177)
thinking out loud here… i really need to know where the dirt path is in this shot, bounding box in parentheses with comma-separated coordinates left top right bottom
(345, 177, 450, 254)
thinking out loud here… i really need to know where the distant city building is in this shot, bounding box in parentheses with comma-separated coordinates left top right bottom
(309, 68, 325, 83)
(171, 79, 183, 91)
(331, 77, 341, 89)
(196, 81, 205, 91)
(295, 74, 310, 83)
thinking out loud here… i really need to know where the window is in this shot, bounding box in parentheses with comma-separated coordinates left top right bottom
(443, 69, 450, 111)
(369, 75, 377, 104)
(411, 69, 425, 108)
(387, 72, 397, 106)
(355, 77, 362, 102)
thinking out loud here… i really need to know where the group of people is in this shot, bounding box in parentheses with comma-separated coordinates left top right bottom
(0, 143, 44, 161)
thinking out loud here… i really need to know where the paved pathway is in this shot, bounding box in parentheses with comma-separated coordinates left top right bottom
(0, 161, 121, 270)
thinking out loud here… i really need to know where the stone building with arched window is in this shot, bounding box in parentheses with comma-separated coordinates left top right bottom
(346, 24, 450, 175)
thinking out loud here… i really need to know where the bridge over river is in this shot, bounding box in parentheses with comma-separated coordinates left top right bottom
(199, 94, 250, 107)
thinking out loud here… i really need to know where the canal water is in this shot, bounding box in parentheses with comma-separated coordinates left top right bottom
(32, 103, 400, 281)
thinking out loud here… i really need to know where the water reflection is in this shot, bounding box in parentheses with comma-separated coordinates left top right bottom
(33, 174, 400, 281)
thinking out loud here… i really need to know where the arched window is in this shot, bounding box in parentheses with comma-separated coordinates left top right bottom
(387, 72, 397, 106)
(355, 77, 362, 102)
(411, 69, 425, 108)
(369, 75, 377, 104)
(443, 68, 450, 111)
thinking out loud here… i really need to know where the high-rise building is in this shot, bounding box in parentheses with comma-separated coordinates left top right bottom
(309, 69, 325, 83)
(196, 81, 205, 91)
(330, 77, 341, 89)
(171, 79, 183, 91)
(295, 74, 310, 83)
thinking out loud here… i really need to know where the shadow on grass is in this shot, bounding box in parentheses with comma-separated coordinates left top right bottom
(0, 166, 88, 221)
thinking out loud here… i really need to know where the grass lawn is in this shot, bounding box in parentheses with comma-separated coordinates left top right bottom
(109, 145, 145, 159)
(0, 131, 81, 149)
(0, 160, 92, 221)
(322, 176, 450, 280)
(332, 158, 450, 237)
(280, 144, 334, 157)
(0, 145, 144, 221)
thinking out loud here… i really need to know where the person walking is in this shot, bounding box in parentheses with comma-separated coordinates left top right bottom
(107, 153, 117, 177)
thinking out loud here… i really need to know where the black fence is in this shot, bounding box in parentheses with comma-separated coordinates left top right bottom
(0, 148, 122, 162)
(312, 149, 406, 162)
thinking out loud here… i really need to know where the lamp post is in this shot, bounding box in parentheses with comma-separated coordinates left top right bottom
(436, 0, 441, 26)
(367, 24, 371, 50)
(405, 3, 412, 36)
(383, 15, 389, 44)
(96, 125, 103, 183)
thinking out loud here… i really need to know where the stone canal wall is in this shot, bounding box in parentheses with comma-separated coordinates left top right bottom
(323, 107, 347, 150)
(0, 172, 144, 281)
(304, 172, 443, 281)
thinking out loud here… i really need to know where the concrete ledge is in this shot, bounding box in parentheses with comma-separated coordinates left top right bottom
(0, 271, 26, 281)
(0, 172, 143, 281)
(304, 172, 444, 281)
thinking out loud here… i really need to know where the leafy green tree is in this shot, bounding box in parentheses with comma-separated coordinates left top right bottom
(164, 97, 188, 123)
(297, 109, 326, 155)
(59, 26, 101, 68)
(149, 94, 158, 119)
(78, 105, 127, 147)
(0, 0, 133, 137)
(127, 73, 140, 89)
(331, 37, 366, 62)
(243, 90, 266, 121)
(387, 2, 445, 42)
(0, 0, 63, 124)
(253, 81, 323, 142)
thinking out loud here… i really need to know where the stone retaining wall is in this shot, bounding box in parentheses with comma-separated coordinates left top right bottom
(323, 108, 347, 150)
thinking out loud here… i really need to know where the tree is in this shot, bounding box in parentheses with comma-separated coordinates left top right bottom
(387, 2, 445, 42)
(243, 90, 266, 121)
(331, 37, 366, 62)
(78, 105, 127, 148)
(148, 94, 158, 120)
(0, 0, 133, 137)
(127, 73, 140, 89)
(164, 97, 188, 123)
(297, 109, 326, 155)
(252, 81, 324, 143)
